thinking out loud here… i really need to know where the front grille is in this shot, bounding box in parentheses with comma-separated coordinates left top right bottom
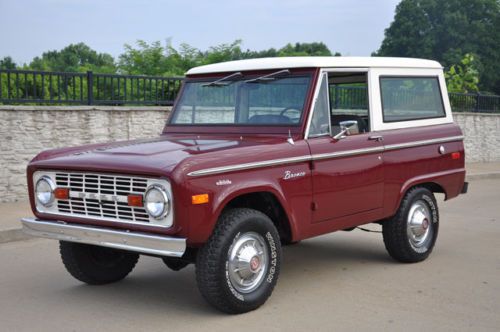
(55, 172, 150, 223)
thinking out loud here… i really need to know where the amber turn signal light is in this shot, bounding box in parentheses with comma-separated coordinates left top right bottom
(192, 194, 209, 205)
(128, 194, 143, 207)
(54, 188, 69, 200)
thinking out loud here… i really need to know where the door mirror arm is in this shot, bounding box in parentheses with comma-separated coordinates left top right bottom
(333, 120, 358, 141)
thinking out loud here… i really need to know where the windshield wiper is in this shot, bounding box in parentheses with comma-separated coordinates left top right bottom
(244, 69, 291, 84)
(201, 72, 243, 87)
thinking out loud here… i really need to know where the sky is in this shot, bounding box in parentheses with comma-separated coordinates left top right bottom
(0, 0, 401, 65)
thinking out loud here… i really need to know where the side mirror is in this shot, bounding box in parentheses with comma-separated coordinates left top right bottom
(333, 120, 359, 140)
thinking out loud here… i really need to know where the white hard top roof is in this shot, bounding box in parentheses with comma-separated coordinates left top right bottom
(186, 56, 442, 75)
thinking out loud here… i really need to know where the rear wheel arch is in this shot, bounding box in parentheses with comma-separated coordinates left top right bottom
(387, 181, 446, 220)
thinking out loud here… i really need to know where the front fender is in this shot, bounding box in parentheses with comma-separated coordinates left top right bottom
(183, 166, 311, 246)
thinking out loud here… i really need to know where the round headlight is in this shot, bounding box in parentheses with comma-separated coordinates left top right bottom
(144, 185, 170, 219)
(35, 176, 55, 207)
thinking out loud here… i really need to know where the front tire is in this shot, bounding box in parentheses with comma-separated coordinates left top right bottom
(383, 187, 439, 263)
(59, 241, 139, 285)
(196, 208, 281, 314)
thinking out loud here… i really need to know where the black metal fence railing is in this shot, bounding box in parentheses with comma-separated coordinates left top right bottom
(448, 92, 500, 113)
(1, 69, 499, 113)
(0, 69, 183, 106)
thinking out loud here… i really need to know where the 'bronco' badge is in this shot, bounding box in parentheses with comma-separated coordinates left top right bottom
(283, 170, 306, 180)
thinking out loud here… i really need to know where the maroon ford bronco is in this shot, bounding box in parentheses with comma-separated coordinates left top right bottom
(23, 57, 467, 314)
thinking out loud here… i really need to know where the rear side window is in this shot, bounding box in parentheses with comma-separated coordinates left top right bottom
(380, 77, 445, 122)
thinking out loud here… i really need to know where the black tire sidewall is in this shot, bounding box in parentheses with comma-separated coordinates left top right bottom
(407, 191, 439, 254)
(383, 187, 439, 262)
(60, 241, 139, 284)
(196, 208, 282, 313)
(221, 216, 280, 306)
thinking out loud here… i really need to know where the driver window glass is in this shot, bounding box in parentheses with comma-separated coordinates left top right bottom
(329, 72, 370, 135)
(309, 73, 331, 137)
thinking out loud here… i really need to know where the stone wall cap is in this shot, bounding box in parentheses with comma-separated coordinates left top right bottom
(454, 112, 500, 117)
(0, 105, 172, 112)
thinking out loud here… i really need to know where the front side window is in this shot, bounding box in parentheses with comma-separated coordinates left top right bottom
(380, 77, 445, 122)
(170, 74, 311, 126)
(329, 72, 369, 135)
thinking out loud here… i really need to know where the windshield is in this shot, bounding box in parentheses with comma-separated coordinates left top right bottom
(170, 74, 312, 126)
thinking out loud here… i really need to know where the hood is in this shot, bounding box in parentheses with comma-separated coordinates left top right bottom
(28, 134, 291, 177)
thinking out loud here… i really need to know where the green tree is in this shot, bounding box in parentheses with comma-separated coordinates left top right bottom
(241, 42, 334, 58)
(376, 0, 500, 94)
(445, 53, 480, 93)
(0, 56, 17, 69)
(202, 40, 243, 64)
(118, 40, 171, 75)
(29, 42, 116, 73)
(277, 42, 333, 56)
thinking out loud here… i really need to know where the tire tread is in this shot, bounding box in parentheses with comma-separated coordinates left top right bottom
(382, 187, 438, 263)
(59, 241, 139, 285)
(196, 208, 280, 314)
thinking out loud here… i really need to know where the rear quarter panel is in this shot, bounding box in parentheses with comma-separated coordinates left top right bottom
(381, 123, 465, 218)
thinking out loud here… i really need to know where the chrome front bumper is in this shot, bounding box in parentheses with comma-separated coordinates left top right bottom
(21, 218, 186, 257)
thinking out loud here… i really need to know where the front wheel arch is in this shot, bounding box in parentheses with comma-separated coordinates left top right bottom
(211, 188, 298, 245)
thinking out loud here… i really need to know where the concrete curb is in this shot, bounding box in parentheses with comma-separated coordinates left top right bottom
(466, 172, 500, 181)
(1, 172, 499, 245)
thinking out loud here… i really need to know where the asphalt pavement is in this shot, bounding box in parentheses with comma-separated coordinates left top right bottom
(0, 178, 499, 331)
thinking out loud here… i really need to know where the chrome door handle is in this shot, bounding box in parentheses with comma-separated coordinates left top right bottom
(368, 135, 384, 142)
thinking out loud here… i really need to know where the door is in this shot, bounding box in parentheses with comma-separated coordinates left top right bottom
(306, 71, 384, 225)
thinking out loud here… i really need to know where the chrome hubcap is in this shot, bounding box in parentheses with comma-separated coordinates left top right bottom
(407, 200, 433, 248)
(227, 232, 268, 294)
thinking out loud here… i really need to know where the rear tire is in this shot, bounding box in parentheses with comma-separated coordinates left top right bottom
(162, 257, 190, 271)
(59, 241, 139, 285)
(382, 187, 439, 263)
(196, 208, 281, 314)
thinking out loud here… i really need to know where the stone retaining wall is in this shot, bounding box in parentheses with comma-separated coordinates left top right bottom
(0, 106, 171, 202)
(454, 113, 500, 163)
(0, 106, 498, 202)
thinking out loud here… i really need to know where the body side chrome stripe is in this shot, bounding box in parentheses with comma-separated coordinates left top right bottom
(384, 135, 464, 151)
(187, 155, 312, 177)
(312, 146, 384, 161)
(187, 135, 464, 177)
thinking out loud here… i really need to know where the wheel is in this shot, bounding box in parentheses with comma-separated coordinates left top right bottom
(59, 241, 139, 285)
(196, 208, 282, 314)
(382, 187, 439, 263)
(162, 257, 190, 271)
